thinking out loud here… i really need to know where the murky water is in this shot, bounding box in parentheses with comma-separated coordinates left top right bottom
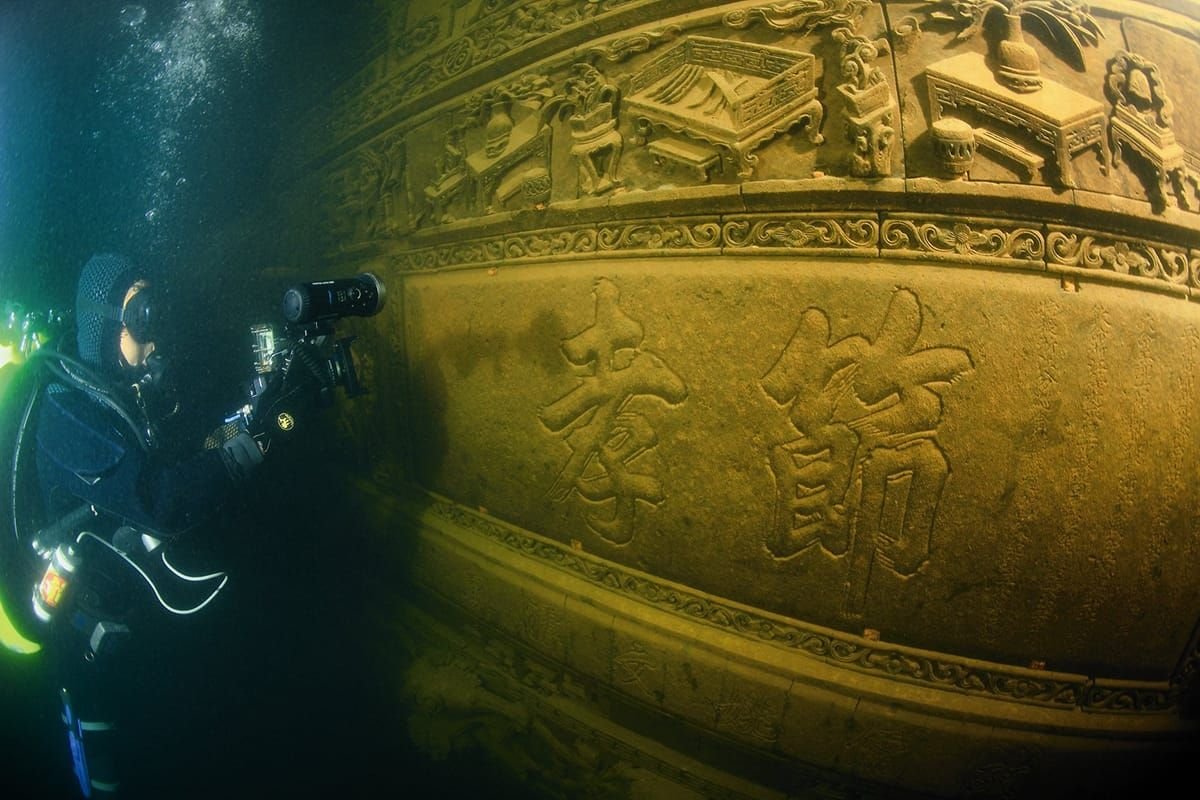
(0, 3, 522, 798)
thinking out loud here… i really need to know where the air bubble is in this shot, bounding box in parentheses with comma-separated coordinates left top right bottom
(119, 5, 146, 27)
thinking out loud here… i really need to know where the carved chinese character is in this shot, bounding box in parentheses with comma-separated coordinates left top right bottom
(761, 289, 972, 616)
(541, 279, 688, 544)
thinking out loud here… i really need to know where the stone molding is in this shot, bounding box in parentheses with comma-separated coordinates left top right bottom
(388, 206, 1200, 299)
(405, 488, 1190, 716)
(321, 0, 1200, 160)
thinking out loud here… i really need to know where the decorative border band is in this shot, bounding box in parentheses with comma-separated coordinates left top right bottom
(422, 497, 1183, 715)
(391, 211, 1200, 298)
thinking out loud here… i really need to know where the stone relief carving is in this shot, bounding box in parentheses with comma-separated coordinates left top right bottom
(305, 3, 1200, 794)
(447, 0, 636, 74)
(423, 122, 469, 224)
(465, 74, 555, 212)
(543, 63, 625, 196)
(583, 26, 681, 63)
(760, 289, 972, 618)
(922, 0, 1103, 93)
(613, 640, 658, 694)
(930, 117, 976, 178)
(539, 278, 688, 545)
(1105, 50, 1198, 214)
(324, 0, 644, 151)
(324, 131, 408, 245)
(723, 214, 879, 254)
(403, 650, 634, 799)
(420, 74, 555, 223)
(394, 14, 440, 60)
(882, 216, 1045, 265)
(1046, 227, 1192, 288)
(428, 500, 1184, 713)
(832, 26, 896, 178)
(918, 0, 1110, 187)
(393, 209, 1200, 297)
(722, 0, 867, 33)
(925, 51, 1109, 187)
(624, 36, 824, 179)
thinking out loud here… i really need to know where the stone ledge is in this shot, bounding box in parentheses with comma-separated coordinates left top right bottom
(376, 485, 1200, 797)
(378, 481, 1195, 725)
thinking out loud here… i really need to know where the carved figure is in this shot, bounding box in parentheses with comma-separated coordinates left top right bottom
(923, 0, 1103, 94)
(624, 36, 824, 179)
(357, 133, 407, 236)
(540, 279, 688, 545)
(543, 63, 624, 196)
(761, 289, 972, 617)
(1105, 50, 1195, 213)
(833, 27, 895, 178)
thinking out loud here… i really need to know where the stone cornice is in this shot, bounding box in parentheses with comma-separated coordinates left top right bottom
(387, 484, 1193, 718)
(376, 188, 1200, 300)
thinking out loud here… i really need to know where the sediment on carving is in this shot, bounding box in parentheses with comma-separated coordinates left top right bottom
(881, 218, 1045, 263)
(1046, 229, 1192, 287)
(420, 498, 1179, 712)
(833, 26, 896, 179)
(722, 216, 879, 251)
(760, 289, 973, 618)
(596, 221, 722, 250)
(539, 278, 688, 545)
(625, 36, 825, 179)
(1105, 50, 1199, 214)
(388, 211, 1199, 301)
(722, 0, 867, 33)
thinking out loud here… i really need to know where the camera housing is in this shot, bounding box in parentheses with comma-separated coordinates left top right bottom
(281, 272, 385, 325)
(230, 273, 385, 443)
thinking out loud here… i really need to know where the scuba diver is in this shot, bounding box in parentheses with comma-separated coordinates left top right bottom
(1, 253, 267, 798)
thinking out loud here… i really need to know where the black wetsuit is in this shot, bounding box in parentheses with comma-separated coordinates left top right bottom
(32, 375, 240, 799)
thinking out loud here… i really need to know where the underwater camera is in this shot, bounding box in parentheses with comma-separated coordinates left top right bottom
(226, 273, 386, 444)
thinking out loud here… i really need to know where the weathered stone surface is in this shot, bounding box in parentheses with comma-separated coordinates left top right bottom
(280, 0, 1200, 796)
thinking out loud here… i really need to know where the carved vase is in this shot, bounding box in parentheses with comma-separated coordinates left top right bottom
(996, 12, 1042, 93)
(838, 79, 890, 118)
(484, 100, 514, 157)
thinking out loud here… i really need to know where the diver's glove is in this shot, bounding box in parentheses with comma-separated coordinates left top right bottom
(219, 431, 264, 483)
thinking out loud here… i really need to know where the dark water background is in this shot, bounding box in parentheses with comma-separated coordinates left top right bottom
(0, 2, 528, 798)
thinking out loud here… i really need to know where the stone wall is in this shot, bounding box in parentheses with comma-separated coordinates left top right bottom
(281, 1, 1200, 796)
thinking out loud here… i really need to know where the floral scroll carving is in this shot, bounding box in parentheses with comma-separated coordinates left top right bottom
(722, 0, 867, 33)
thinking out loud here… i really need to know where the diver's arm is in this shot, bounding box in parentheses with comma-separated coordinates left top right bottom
(137, 446, 243, 532)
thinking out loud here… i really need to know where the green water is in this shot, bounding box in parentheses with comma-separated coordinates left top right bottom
(0, 3, 534, 797)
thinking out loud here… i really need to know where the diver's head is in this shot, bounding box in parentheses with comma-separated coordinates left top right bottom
(75, 253, 160, 376)
(119, 280, 156, 370)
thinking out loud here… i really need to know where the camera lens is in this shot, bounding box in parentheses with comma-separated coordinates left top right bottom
(282, 273, 386, 324)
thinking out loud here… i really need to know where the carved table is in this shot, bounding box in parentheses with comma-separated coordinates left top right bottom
(465, 114, 552, 214)
(626, 36, 824, 178)
(926, 52, 1109, 188)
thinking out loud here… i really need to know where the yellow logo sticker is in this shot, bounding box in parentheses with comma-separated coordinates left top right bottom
(276, 411, 296, 431)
